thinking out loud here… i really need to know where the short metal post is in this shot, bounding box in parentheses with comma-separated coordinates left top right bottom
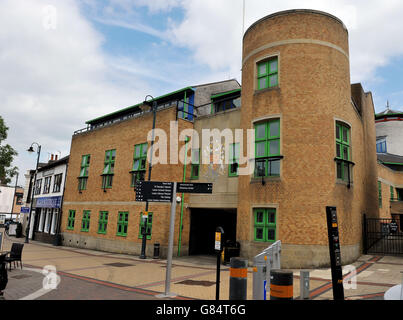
(300, 270, 310, 299)
(400, 272, 403, 300)
(229, 258, 248, 300)
(252, 252, 267, 300)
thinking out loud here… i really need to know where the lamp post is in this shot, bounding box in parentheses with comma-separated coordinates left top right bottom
(25, 142, 41, 244)
(139, 95, 157, 259)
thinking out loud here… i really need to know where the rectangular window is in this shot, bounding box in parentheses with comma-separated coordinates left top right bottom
(254, 119, 280, 177)
(257, 57, 278, 90)
(131, 143, 147, 187)
(190, 148, 200, 179)
(229, 143, 240, 177)
(67, 210, 75, 230)
(102, 150, 115, 189)
(378, 181, 382, 208)
(34, 179, 42, 195)
(98, 211, 108, 234)
(117, 212, 129, 237)
(79, 154, 90, 191)
(254, 208, 276, 242)
(376, 140, 387, 153)
(390, 186, 394, 201)
(335, 123, 351, 182)
(43, 176, 51, 194)
(138, 212, 153, 240)
(53, 173, 63, 193)
(81, 210, 91, 232)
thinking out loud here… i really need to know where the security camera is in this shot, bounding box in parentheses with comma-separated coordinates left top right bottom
(176, 196, 182, 203)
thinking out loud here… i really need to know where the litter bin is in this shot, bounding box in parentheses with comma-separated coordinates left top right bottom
(53, 234, 62, 246)
(223, 241, 241, 265)
(153, 243, 160, 259)
(15, 223, 22, 238)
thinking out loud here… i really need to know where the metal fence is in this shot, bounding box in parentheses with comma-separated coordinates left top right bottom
(363, 215, 403, 254)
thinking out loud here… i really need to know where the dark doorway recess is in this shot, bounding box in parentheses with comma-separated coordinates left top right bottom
(189, 208, 237, 255)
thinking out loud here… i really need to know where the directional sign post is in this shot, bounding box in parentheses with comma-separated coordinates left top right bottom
(177, 182, 213, 194)
(135, 181, 174, 203)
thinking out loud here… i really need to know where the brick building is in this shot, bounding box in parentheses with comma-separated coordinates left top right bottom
(375, 107, 403, 228)
(61, 9, 383, 268)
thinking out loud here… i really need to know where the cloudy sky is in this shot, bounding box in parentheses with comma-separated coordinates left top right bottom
(1, 0, 403, 186)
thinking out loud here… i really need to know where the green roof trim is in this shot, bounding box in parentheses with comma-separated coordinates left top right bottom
(210, 89, 241, 100)
(375, 112, 403, 120)
(381, 162, 403, 166)
(86, 86, 195, 125)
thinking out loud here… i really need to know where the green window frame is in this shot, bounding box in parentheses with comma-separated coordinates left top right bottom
(78, 154, 90, 191)
(190, 148, 200, 180)
(253, 208, 276, 242)
(390, 186, 394, 201)
(131, 143, 147, 187)
(335, 123, 351, 182)
(254, 119, 280, 177)
(378, 181, 382, 208)
(257, 57, 278, 90)
(102, 149, 116, 189)
(98, 211, 108, 234)
(229, 143, 240, 177)
(117, 212, 129, 237)
(81, 210, 91, 232)
(67, 210, 75, 230)
(138, 212, 153, 240)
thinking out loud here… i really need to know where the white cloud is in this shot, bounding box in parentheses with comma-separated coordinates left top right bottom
(0, 0, 148, 181)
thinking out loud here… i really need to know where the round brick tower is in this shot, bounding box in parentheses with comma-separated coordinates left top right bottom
(238, 10, 369, 268)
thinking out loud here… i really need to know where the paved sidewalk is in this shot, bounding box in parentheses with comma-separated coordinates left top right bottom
(1, 233, 403, 300)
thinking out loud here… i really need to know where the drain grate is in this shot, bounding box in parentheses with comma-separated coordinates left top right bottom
(103, 262, 135, 267)
(176, 280, 215, 287)
(11, 274, 32, 280)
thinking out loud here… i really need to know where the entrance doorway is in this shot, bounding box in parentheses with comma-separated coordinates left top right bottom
(189, 208, 237, 255)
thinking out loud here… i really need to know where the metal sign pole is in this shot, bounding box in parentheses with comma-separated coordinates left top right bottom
(157, 182, 177, 298)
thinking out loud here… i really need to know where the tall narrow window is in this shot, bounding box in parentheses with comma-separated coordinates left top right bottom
(390, 186, 395, 201)
(98, 211, 108, 234)
(78, 154, 90, 191)
(117, 212, 129, 237)
(190, 148, 200, 179)
(229, 143, 240, 177)
(378, 181, 382, 208)
(53, 173, 63, 193)
(257, 57, 278, 90)
(81, 210, 91, 232)
(254, 119, 281, 177)
(43, 176, 51, 194)
(67, 210, 75, 230)
(131, 143, 147, 187)
(102, 150, 115, 189)
(254, 208, 276, 242)
(34, 179, 42, 195)
(335, 123, 351, 182)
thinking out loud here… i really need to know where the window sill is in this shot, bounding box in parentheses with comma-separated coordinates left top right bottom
(254, 86, 280, 96)
(335, 180, 354, 188)
(250, 176, 281, 184)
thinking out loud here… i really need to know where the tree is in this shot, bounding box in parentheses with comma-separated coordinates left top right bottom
(0, 116, 18, 185)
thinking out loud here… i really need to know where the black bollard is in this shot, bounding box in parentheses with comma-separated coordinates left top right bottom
(229, 258, 248, 300)
(270, 269, 293, 300)
(153, 243, 160, 259)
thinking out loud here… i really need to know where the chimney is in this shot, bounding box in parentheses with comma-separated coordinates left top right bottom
(51, 154, 54, 161)
(55, 155, 58, 160)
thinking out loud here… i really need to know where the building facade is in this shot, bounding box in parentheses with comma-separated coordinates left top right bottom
(25, 155, 69, 244)
(60, 10, 382, 268)
(61, 80, 241, 258)
(375, 108, 403, 229)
